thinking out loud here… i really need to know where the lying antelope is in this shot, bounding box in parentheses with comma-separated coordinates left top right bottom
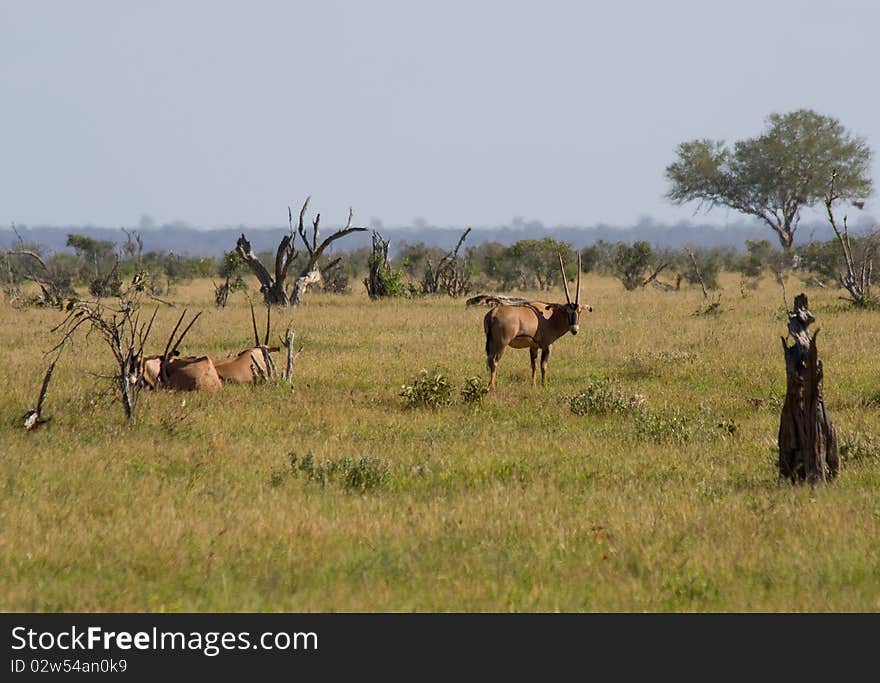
(138, 354, 222, 392)
(136, 310, 222, 392)
(467, 253, 591, 388)
(212, 303, 280, 383)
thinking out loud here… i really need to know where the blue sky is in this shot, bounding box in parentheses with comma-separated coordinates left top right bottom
(2, 1, 877, 230)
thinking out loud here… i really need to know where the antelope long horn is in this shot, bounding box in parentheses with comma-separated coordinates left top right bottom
(170, 311, 203, 358)
(139, 306, 159, 353)
(163, 309, 187, 361)
(558, 252, 572, 304)
(250, 301, 260, 347)
(264, 304, 271, 347)
(576, 251, 581, 306)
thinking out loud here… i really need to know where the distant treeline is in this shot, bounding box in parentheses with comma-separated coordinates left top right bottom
(3, 228, 877, 305)
(2, 215, 877, 259)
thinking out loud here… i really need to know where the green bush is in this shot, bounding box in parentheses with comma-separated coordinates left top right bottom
(569, 379, 644, 416)
(401, 370, 454, 409)
(285, 451, 390, 492)
(635, 408, 693, 443)
(612, 241, 656, 291)
(840, 432, 880, 463)
(461, 376, 490, 404)
(378, 265, 408, 298)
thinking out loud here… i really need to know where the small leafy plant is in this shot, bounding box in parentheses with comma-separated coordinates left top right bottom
(569, 379, 644, 416)
(636, 408, 693, 443)
(840, 432, 880, 463)
(461, 376, 490, 404)
(285, 451, 390, 492)
(401, 370, 454, 409)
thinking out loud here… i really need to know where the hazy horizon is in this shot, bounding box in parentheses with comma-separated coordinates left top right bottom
(2, 1, 878, 230)
(3, 214, 869, 260)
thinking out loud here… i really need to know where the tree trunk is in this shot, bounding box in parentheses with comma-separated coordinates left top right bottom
(235, 234, 292, 306)
(291, 269, 322, 306)
(777, 231, 794, 250)
(365, 231, 392, 299)
(264, 282, 291, 307)
(120, 373, 134, 421)
(237, 203, 366, 307)
(280, 324, 303, 383)
(778, 293, 839, 483)
(758, 211, 796, 250)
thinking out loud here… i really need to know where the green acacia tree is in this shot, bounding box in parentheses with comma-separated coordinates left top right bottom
(665, 109, 873, 249)
(507, 237, 577, 291)
(612, 241, 667, 291)
(66, 233, 116, 278)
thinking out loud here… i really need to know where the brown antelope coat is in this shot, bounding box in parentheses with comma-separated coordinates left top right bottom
(213, 346, 280, 383)
(138, 354, 222, 392)
(212, 302, 279, 383)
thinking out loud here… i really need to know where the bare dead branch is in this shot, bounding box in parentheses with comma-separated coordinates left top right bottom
(9, 249, 49, 272)
(238, 197, 363, 306)
(642, 263, 669, 287)
(24, 350, 63, 431)
(297, 196, 312, 256)
(279, 324, 303, 382)
(686, 248, 709, 299)
(422, 227, 472, 297)
(47, 275, 157, 420)
(235, 234, 276, 296)
(147, 293, 175, 307)
(323, 256, 343, 274)
(825, 170, 873, 306)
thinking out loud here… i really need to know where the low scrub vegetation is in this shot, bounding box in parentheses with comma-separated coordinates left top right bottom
(840, 432, 880, 464)
(278, 451, 392, 492)
(401, 371, 491, 408)
(635, 407, 695, 443)
(569, 379, 645, 416)
(461, 376, 490, 404)
(400, 370, 455, 409)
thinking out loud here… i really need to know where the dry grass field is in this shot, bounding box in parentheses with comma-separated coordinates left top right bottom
(1, 274, 879, 611)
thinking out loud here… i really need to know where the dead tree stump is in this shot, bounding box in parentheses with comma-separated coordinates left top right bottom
(364, 230, 393, 299)
(280, 324, 303, 383)
(778, 293, 840, 483)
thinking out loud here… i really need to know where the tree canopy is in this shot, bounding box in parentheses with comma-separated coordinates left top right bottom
(665, 109, 873, 248)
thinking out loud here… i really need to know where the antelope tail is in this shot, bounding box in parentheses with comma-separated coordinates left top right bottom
(466, 294, 534, 308)
(467, 294, 494, 307)
(484, 316, 491, 359)
(483, 314, 496, 373)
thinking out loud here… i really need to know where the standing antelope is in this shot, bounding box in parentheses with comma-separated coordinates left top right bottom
(467, 253, 591, 389)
